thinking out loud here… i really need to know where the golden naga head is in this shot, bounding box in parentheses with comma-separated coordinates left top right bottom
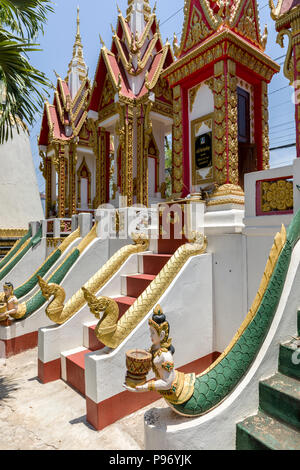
(82, 287, 110, 319)
(131, 232, 149, 246)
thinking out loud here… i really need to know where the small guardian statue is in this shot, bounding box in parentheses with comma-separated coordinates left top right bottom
(0, 282, 19, 323)
(124, 305, 195, 406)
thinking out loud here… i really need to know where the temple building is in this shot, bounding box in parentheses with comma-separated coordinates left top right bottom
(39, 8, 98, 218)
(270, 0, 300, 158)
(39, 1, 174, 216)
(163, 0, 280, 203)
(39, 0, 281, 212)
(87, 0, 174, 208)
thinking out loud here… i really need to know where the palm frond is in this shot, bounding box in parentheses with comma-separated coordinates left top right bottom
(0, 29, 51, 143)
(0, 0, 54, 38)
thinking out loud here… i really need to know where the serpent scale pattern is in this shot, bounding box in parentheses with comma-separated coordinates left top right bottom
(46, 236, 149, 324)
(14, 228, 80, 299)
(171, 209, 300, 416)
(14, 224, 97, 320)
(16, 249, 81, 320)
(0, 227, 42, 281)
(0, 228, 31, 271)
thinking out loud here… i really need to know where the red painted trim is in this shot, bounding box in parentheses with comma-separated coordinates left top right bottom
(2, 331, 38, 358)
(180, 64, 214, 92)
(86, 351, 221, 431)
(38, 358, 61, 384)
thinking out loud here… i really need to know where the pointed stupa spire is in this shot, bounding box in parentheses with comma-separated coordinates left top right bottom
(126, 0, 152, 36)
(66, 6, 88, 99)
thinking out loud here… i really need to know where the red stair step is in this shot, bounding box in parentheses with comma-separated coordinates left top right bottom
(115, 296, 136, 316)
(66, 348, 92, 396)
(88, 325, 106, 352)
(88, 297, 136, 351)
(126, 274, 155, 298)
(142, 253, 172, 275)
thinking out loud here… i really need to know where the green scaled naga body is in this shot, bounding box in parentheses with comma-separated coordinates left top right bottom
(170, 209, 300, 416)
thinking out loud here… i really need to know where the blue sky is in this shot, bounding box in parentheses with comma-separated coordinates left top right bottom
(28, 0, 296, 193)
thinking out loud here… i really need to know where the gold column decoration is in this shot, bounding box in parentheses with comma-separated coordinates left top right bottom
(98, 127, 108, 207)
(46, 158, 52, 219)
(172, 86, 184, 195)
(213, 60, 238, 185)
(57, 145, 66, 218)
(136, 104, 144, 206)
(39, 151, 52, 218)
(117, 104, 134, 206)
(116, 104, 126, 197)
(227, 60, 239, 185)
(69, 141, 77, 215)
(142, 101, 153, 207)
(126, 107, 134, 207)
(213, 61, 227, 185)
(261, 81, 270, 169)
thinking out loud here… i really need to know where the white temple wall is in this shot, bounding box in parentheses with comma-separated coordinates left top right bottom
(207, 233, 247, 353)
(0, 126, 44, 229)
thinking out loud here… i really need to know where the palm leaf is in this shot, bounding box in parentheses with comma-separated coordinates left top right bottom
(0, 30, 51, 142)
(0, 0, 54, 38)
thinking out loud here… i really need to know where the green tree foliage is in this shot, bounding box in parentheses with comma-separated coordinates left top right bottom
(0, 0, 53, 143)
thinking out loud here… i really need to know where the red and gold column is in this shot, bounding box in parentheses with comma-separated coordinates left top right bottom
(45, 157, 52, 219)
(68, 142, 77, 215)
(172, 86, 184, 195)
(213, 60, 239, 186)
(58, 145, 66, 218)
(117, 104, 134, 206)
(97, 127, 110, 207)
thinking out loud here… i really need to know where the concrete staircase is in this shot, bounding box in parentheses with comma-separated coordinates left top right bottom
(60, 252, 172, 396)
(236, 314, 300, 450)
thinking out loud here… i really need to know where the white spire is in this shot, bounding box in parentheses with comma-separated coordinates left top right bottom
(126, 0, 151, 36)
(66, 7, 88, 99)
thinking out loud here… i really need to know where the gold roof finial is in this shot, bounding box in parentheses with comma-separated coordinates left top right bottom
(66, 7, 88, 91)
(99, 34, 106, 48)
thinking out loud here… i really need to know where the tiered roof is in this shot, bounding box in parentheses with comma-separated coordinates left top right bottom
(174, 0, 267, 58)
(88, 0, 173, 113)
(39, 8, 90, 146)
(270, 0, 300, 28)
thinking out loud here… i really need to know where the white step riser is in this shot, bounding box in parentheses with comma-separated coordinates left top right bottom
(60, 346, 87, 381)
(82, 321, 97, 349)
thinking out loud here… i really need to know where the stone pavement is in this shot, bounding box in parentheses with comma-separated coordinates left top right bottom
(0, 348, 167, 450)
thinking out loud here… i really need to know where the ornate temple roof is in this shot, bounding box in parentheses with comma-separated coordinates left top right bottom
(88, 0, 173, 112)
(270, 0, 300, 28)
(173, 0, 267, 59)
(39, 9, 91, 146)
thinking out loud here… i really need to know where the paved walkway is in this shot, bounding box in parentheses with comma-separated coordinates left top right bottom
(0, 348, 166, 450)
